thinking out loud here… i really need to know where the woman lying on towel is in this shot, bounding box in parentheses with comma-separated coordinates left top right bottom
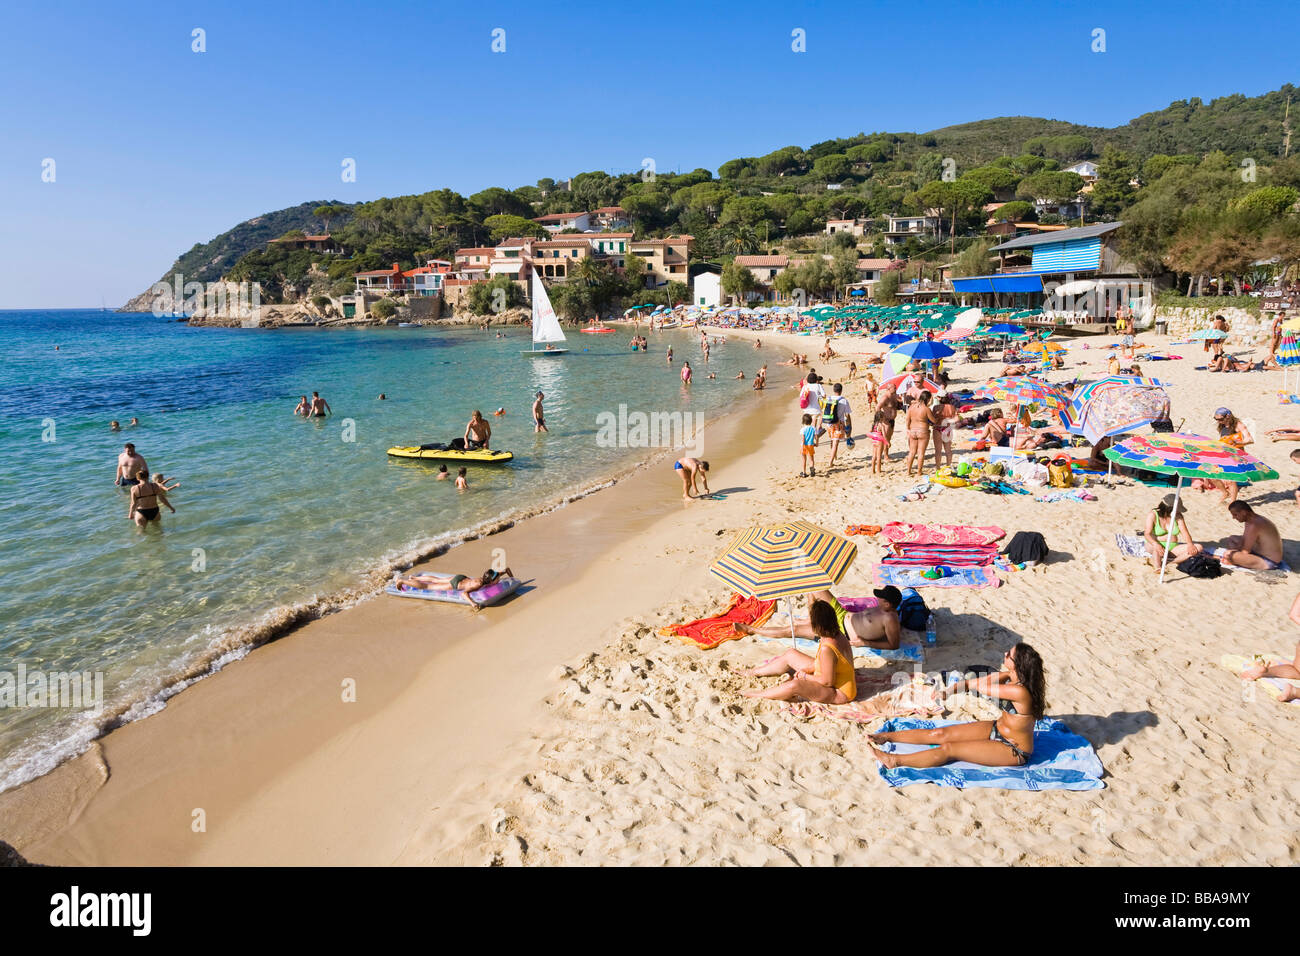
(869, 643, 1046, 768)
(393, 566, 512, 593)
(741, 599, 856, 705)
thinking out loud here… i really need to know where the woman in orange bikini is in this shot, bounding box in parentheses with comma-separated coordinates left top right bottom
(741, 600, 856, 704)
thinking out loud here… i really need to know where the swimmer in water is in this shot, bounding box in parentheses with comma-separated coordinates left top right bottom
(110, 420, 121, 431)
(128, 417, 139, 427)
(455, 467, 468, 490)
(436, 465, 450, 480)
(294, 395, 309, 416)
(378, 393, 386, 400)
(307, 391, 331, 417)
(493, 407, 506, 417)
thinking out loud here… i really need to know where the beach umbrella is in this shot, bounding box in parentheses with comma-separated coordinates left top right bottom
(918, 315, 951, 330)
(1021, 341, 1066, 357)
(1189, 328, 1227, 340)
(881, 372, 942, 394)
(1104, 434, 1279, 582)
(985, 323, 1025, 336)
(878, 332, 913, 346)
(1054, 279, 1096, 297)
(709, 521, 858, 648)
(975, 376, 1070, 412)
(1061, 380, 1170, 446)
(1278, 332, 1300, 392)
(890, 339, 956, 363)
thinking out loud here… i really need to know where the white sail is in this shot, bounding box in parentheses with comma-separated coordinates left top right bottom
(531, 272, 566, 345)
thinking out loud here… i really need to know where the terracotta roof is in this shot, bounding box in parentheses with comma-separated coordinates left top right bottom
(534, 238, 593, 247)
(534, 211, 588, 222)
(270, 233, 333, 243)
(591, 206, 626, 215)
(585, 232, 633, 239)
(455, 247, 497, 257)
(856, 258, 893, 269)
(734, 255, 789, 267)
(354, 268, 401, 277)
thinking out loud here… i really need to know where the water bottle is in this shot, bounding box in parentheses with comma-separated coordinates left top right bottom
(925, 613, 937, 646)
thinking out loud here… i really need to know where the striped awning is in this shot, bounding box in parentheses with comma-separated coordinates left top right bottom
(709, 521, 857, 600)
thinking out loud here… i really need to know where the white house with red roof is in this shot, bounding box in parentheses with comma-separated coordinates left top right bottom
(353, 263, 406, 292)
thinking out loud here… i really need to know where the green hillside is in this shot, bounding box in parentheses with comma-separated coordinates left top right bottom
(133, 84, 1299, 308)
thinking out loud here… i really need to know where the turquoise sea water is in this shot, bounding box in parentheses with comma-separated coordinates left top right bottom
(0, 311, 756, 791)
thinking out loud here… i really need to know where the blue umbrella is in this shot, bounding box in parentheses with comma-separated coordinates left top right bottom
(891, 339, 956, 362)
(879, 332, 913, 346)
(850, 288, 865, 296)
(985, 323, 1025, 335)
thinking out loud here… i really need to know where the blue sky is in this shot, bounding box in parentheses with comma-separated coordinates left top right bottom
(2, 0, 1296, 308)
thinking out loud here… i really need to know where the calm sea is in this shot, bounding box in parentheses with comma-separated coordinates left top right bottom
(0, 310, 756, 792)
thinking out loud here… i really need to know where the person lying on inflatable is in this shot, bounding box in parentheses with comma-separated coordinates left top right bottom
(393, 566, 513, 593)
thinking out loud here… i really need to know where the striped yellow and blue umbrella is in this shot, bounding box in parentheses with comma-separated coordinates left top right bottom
(710, 521, 857, 600)
(1103, 433, 1279, 582)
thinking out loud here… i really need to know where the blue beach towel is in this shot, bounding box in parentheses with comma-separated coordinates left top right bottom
(757, 633, 924, 663)
(873, 716, 1105, 790)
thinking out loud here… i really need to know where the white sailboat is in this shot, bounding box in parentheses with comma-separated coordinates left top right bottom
(523, 270, 568, 356)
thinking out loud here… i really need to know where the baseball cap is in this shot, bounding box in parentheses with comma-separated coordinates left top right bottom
(872, 585, 903, 607)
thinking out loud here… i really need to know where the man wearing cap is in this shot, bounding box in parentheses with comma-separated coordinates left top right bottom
(733, 586, 902, 649)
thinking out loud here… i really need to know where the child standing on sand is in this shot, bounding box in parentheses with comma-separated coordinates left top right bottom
(800, 413, 818, 477)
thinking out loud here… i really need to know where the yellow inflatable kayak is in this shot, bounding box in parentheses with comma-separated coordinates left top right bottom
(387, 445, 514, 463)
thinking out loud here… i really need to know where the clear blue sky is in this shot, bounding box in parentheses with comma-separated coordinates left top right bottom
(2, 0, 1296, 308)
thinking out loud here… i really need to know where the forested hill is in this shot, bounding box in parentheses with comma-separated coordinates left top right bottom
(123, 85, 1297, 307)
(120, 200, 351, 310)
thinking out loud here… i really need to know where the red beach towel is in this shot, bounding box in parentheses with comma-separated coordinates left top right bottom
(879, 522, 1006, 547)
(657, 593, 778, 650)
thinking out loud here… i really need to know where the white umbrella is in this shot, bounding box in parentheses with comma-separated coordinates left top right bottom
(1055, 279, 1096, 297)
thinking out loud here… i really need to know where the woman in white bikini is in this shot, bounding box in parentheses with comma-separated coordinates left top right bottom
(932, 392, 958, 468)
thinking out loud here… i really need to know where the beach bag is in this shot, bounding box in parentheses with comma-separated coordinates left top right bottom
(1003, 531, 1049, 565)
(1177, 554, 1223, 578)
(1048, 459, 1074, 488)
(896, 587, 929, 631)
(799, 387, 811, 410)
(820, 395, 840, 425)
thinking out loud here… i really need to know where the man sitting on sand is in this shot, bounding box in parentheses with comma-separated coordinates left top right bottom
(1215, 501, 1284, 570)
(735, 587, 902, 650)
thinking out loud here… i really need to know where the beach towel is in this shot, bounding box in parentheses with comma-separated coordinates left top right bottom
(1206, 549, 1292, 574)
(786, 676, 942, 722)
(1033, 489, 1098, 503)
(756, 632, 925, 663)
(1218, 653, 1300, 705)
(1278, 392, 1300, 405)
(872, 717, 1106, 790)
(881, 545, 999, 567)
(845, 524, 882, 536)
(879, 522, 1006, 547)
(657, 593, 777, 650)
(873, 564, 1000, 589)
(1114, 533, 1147, 558)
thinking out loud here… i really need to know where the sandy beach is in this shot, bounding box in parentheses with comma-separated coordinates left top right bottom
(5, 326, 1300, 866)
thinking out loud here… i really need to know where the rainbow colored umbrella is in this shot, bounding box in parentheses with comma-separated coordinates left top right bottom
(709, 521, 858, 646)
(1103, 434, 1279, 581)
(1278, 332, 1300, 392)
(975, 376, 1070, 411)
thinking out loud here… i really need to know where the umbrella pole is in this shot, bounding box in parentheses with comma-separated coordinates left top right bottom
(1158, 475, 1183, 584)
(787, 596, 798, 651)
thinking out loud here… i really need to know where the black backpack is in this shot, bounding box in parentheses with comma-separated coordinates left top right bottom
(896, 587, 930, 631)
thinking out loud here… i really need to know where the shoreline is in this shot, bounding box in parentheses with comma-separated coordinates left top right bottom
(0, 341, 772, 800)
(0, 344, 803, 864)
